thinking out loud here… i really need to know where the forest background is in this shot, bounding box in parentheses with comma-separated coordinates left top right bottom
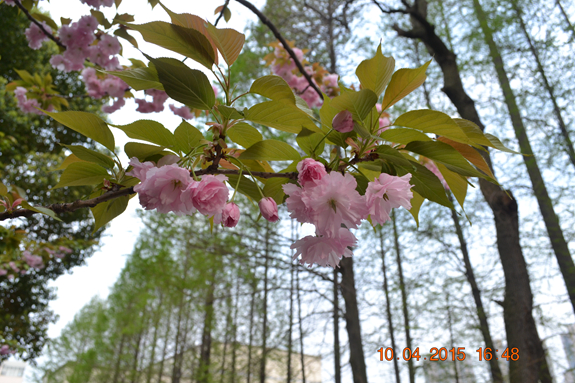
(1, 0, 575, 382)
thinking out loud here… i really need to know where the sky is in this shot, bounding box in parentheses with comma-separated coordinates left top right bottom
(18, 0, 264, 380)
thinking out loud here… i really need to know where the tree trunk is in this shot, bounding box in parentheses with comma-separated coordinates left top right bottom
(334, 269, 342, 383)
(339, 257, 368, 383)
(510, 0, 575, 168)
(157, 307, 173, 383)
(112, 333, 127, 383)
(296, 264, 307, 383)
(391, 212, 414, 383)
(247, 262, 258, 383)
(385, 1, 553, 381)
(446, 295, 460, 383)
(379, 228, 401, 383)
(473, 0, 575, 321)
(147, 292, 164, 383)
(555, 0, 575, 40)
(288, 261, 294, 383)
(259, 224, 270, 383)
(231, 276, 240, 383)
(450, 202, 504, 383)
(198, 268, 217, 383)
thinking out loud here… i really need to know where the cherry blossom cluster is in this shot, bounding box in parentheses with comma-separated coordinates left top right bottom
(283, 159, 413, 268)
(127, 157, 246, 227)
(0, 344, 15, 356)
(13, 87, 53, 115)
(0, 246, 72, 280)
(266, 42, 339, 108)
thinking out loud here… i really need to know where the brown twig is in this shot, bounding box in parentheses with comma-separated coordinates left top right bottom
(234, 0, 324, 100)
(13, 0, 65, 49)
(214, 0, 231, 26)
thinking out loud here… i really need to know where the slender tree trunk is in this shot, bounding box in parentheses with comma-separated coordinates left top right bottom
(130, 330, 144, 383)
(147, 293, 164, 383)
(296, 264, 306, 383)
(220, 290, 233, 383)
(339, 257, 368, 383)
(391, 212, 414, 383)
(449, 197, 504, 383)
(287, 261, 295, 383)
(231, 275, 241, 383)
(198, 267, 217, 383)
(555, 0, 575, 40)
(387, 1, 553, 381)
(157, 308, 173, 383)
(247, 263, 258, 383)
(334, 269, 341, 383)
(473, 0, 575, 321)
(259, 224, 270, 383)
(446, 295, 460, 383)
(511, 0, 575, 168)
(379, 228, 401, 383)
(112, 333, 127, 383)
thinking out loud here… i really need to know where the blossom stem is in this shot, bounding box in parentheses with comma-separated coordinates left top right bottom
(230, 167, 243, 202)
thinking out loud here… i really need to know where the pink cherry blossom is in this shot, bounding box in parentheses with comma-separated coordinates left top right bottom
(332, 110, 354, 133)
(135, 90, 169, 113)
(282, 183, 311, 223)
(296, 158, 326, 187)
(170, 104, 194, 119)
(222, 202, 240, 227)
(134, 164, 193, 214)
(188, 175, 229, 217)
(127, 158, 155, 182)
(59, 246, 73, 254)
(0, 345, 11, 355)
(259, 197, 279, 222)
(9, 262, 19, 272)
(302, 172, 368, 236)
(0, 269, 7, 276)
(25, 22, 51, 50)
(291, 228, 357, 268)
(157, 155, 180, 167)
(23, 251, 44, 269)
(78, 15, 99, 31)
(365, 173, 414, 225)
(101, 97, 125, 113)
(99, 34, 121, 56)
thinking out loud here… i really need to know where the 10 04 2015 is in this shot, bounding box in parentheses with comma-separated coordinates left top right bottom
(377, 347, 520, 362)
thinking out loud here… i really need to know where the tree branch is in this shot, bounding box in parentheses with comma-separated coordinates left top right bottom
(214, 0, 230, 26)
(234, 0, 324, 100)
(13, 0, 65, 49)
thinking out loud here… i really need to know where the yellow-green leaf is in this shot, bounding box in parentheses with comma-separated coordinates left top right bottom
(435, 162, 468, 208)
(381, 60, 431, 111)
(355, 44, 395, 97)
(21, 201, 61, 221)
(104, 66, 163, 91)
(111, 120, 177, 150)
(124, 142, 165, 160)
(206, 23, 245, 66)
(45, 111, 115, 152)
(245, 101, 318, 134)
(174, 121, 203, 154)
(394, 110, 472, 145)
(249, 75, 295, 104)
(227, 122, 262, 148)
(239, 140, 301, 161)
(380, 128, 432, 145)
(330, 89, 378, 121)
(263, 178, 290, 205)
(408, 191, 425, 227)
(91, 196, 129, 232)
(53, 162, 110, 189)
(62, 145, 115, 169)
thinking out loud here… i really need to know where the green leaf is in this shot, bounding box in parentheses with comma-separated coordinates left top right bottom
(104, 66, 163, 91)
(224, 7, 231, 22)
(127, 21, 215, 68)
(395, 161, 453, 208)
(30, 12, 58, 30)
(111, 120, 177, 149)
(206, 23, 245, 66)
(263, 178, 290, 205)
(53, 154, 87, 171)
(218, 105, 244, 120)
(381, 60, 431, 111)
(408, 191, 425, 227)
(226, 174, 261, 201)
(21, 202, 61, 221)
(91, 196, 129, 232)
(159, 3, 220, 65)
(485, 133, 522, 154)
(114, 28, 139, 48)
(45, 111, 115, 152)
(296, 128, 325, 156)
(355, 44, 395, 97)
(380, 128, 432, 145)
(403, 141, 491, 179)
(435, 162, 468, 209)
(150, 57, 215, 110)
(0, 182, 8, 196)
(239, 140, 301, 161)
(227, 123, 262, 148)
(245, 101, 318, 134)
(455, 118, 521, 153)
(249, 75, 295, 104)
(62, 145, 115, 169)
(394, 110, 472, 145)
(375, 145, 414, 168)
(330, 89, 378, 121)
(124, 142, 165, 160)
(174, 121, 203, 154)
(53, 162, 110, 189)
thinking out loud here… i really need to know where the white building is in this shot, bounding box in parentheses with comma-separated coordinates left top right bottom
(0, 360, 26, 383)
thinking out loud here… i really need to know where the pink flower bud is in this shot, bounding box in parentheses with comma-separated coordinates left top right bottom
(259, 197, 279, 222)
(0, 345, 11, 355)
(222, 202, 240, 228)
(332, 110, 354, 133)
(296, 158, 327, 187)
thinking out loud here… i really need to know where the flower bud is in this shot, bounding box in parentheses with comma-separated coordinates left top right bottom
(222, 202, 240, 227)
(296, 158, 327, 187)
(259, 197, 279, 222)
(332, 110, 354, 133)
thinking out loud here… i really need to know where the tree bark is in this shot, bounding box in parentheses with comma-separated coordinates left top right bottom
(247, 261, 258, 383)
(259, 224, 270, 383)
(391, 212, 414, 383)
(339, 257, 368, 383)
(510, 0, 575, 168)
(296, 264, 307, 383)
(473, 0, 575, 321)
(198, 268, 217, 383)
(450, 202, 504, 383)
(379, 228, 401, 383)
(384, 1, 553, 381)
(288, 261, 294, 383)
(334, 269, 342, 383)
(555, 0, 575, 40)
